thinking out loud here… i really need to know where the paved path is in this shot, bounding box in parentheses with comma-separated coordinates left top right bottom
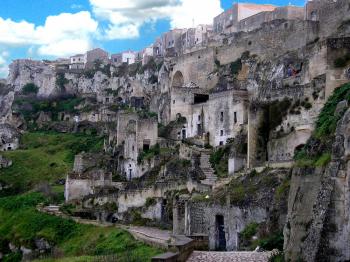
(121, 225, 171, 248)
(187, 251, 273, 262)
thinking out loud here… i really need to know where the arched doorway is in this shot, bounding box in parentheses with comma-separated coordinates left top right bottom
(172, 71, 184, 88)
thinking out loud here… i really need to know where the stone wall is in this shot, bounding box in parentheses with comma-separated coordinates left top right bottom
(175, 200, 267, 251)
(171, 48, 217, 90)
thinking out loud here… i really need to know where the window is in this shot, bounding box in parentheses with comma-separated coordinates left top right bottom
(173, 100, 175, 104)
(198, 115, 201, 121)
(234, 112, 237, 124)
(220, 112, 224, 122)
(132, 146, 134, 151)
(219, 141, 223, 146)
(220, 130, 223, 136)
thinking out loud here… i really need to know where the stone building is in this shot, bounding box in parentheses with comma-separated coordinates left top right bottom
(238, 5, 304, 32)
(142, 46, 154, 65)
(64, 153, 115, 202)
(85, 48, 109, 69)
(153, 37, 163, 57)
(116, 112, 158, 180)
(213, 3, 276, 34)
(69, 54, 85, 70)
(170, 87, 248, 147)
(161, 29, 185, 57)
(173, 197, 267, 251)
(182, 25, 213, 54)
(111, 51, 136, 65)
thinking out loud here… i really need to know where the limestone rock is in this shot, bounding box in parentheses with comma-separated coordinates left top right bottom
(334, 100, 348, 116)
(0, 124, 20, 151)
(0, 155, 12, 168)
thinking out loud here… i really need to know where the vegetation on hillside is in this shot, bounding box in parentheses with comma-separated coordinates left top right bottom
(295, 82, 350, 167)
(13, 96, 84, 123)
(22, 83, 39, 95)
(0, 132, 103, 196)
(0, 193, 161, 262)
(209, 145, 230, 178)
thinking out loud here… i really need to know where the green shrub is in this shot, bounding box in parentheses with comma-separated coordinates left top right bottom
(334, 54, 350, 68)
(56, 73, 69, 91)
(269, 252, 285, 262)
(314, 153, 331, 167)
(256, 231, 284, 251)
(138, 144, 160, 163)
(22, 83, 39, 95)
(209, 146, 230, 178)
(3, 252, 22, 262)
(230, 59, 242, 76)
(145, 198, 157, 208)
(275, 179, 290, 200)
(240, 223, 259, 241)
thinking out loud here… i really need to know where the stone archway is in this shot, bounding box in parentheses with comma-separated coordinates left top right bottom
(172, 71, 184, 88)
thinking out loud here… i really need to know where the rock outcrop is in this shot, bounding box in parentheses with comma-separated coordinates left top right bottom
(284, 107, 350, 262)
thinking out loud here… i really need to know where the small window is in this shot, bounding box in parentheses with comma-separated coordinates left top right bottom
(219, 141, 223, 146)
(132, 146, 134, 151)
(234, 112, 237, 124)
(173, 100, 175, 104)
(220, 112, 224, 122)
(198, 115, 201, 121)
(220, 130, 223, 136)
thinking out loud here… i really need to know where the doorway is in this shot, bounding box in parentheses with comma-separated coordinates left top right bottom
(215, 215, 226, 251)
(182, 129, 186, 140)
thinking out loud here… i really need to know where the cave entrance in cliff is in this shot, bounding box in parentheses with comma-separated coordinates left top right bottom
(215, 215, 226, 251)
(172, 71, 184, 88)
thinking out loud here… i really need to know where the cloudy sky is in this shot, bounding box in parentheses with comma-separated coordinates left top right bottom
(0, 0, 305, 77)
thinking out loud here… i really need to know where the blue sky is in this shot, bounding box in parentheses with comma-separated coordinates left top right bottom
(0, 0, 306, 77)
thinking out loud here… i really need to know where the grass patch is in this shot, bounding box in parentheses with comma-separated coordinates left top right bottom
(0, 132, 103, 195)
(0, 193, 162, 261)
(314, 153, 331, 167)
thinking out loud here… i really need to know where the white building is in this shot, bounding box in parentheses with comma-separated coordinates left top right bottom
(142, 45, 154, 65)
(111, 51, 136, 65)
(69, 54, 85, 70)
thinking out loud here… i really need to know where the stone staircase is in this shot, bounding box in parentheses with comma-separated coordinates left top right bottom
(199, 153, 217, 186)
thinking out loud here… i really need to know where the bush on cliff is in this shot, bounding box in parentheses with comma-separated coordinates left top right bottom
(22, 83, 39, 95)
(295, 82, 350, 167)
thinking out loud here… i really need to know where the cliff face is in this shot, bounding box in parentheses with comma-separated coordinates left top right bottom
(284, 102, 350, 261)
(7, 60, 57, 97)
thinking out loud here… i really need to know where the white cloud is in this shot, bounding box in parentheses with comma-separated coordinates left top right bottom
(170, 0, 223, 28)
(89, 0, 223, 40)
(0, 11, 98, 57)
(71, 4, 83, 9)
(0, 51, 9, 77)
